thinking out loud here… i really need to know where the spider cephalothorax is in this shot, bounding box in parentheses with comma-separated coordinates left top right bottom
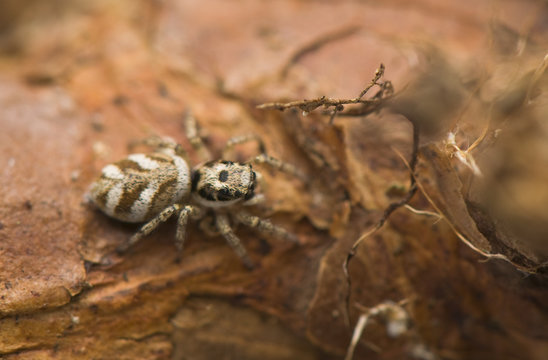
(87, 113, 303, 268)
(191, 160, 256, 206)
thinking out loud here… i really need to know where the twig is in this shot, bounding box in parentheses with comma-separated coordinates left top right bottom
(343, 121, 419, 325)
(345, 299, 412, 360)
(409, 159, 548, 273)
(394, 143, 547, 274)
(403, 204, 443, 220)
(345, 312, 374, 360)
(258, 64, 391, 120)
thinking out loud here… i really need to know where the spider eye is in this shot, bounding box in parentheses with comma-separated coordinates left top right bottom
(218, 170, 229, 182)
(217, 188, 232, 201)
(198, 187, 215, 201)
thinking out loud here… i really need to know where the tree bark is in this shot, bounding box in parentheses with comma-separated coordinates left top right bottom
(1, 1, 547, 359)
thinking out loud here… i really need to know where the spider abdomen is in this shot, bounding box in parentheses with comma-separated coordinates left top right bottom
(88, 152, 191, 223)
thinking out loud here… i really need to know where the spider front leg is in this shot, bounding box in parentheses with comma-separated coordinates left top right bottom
(215, 213, 254, 269)
(222, 134, 266, 158)
(223, 134, 307, 181)
(127, 135, 188, 158)
(222, 133, 306, 181)
(117, 204, 182, 253)
(184, 111, 212, 161)
(250, 154, 307, 181)
(175, 205, 202, 252)
(236, 211, 299, 244)
(242, 193, 265, 207)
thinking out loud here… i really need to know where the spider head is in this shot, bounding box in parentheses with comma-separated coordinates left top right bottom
(191, 160, 256, 207)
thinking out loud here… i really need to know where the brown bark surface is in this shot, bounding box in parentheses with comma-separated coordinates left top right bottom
(1, 1, 547, 359)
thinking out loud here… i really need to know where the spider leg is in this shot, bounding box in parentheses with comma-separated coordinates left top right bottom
(128, 135, 188, 159)
(249, 154, 307, 181)
(221, 134, 266, 158)
(215, 213, 254, 269)
(252, 170, 267, 192)
(175, 205, 203, 251)
(184, 110, 212, 161)
(117, 204, 181, 253)
(242, 193, 265, 206)
(128, 135, 176, 150)
(236, 211, 299, 243)
(222, 134, 306, 181)
(198, 215, 220, 236)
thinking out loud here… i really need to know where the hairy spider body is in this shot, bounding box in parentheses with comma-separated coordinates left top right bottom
(88, 150, 191, 223)
(87, 114, 302, 268)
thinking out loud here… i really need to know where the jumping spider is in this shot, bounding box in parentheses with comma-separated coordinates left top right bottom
(87, 112, 304, 268)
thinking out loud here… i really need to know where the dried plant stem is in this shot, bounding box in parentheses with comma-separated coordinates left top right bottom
(412, 166, 547, 273)
(345, 299, 412, 360)
(403, 204, 443, 219)
(258, 64, 391, 118)
(394, 146, 547, 274)
(345, 313, 375, 360)
(343, 121, 419, 324)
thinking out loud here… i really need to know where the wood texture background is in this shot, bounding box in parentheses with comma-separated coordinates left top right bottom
(0, 0, 547, 359)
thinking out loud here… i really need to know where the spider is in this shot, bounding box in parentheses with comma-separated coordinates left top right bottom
(87, 112, 304, 268)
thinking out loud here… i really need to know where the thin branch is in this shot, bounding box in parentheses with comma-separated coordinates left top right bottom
(409, 159, 548, 274)
(403, 204, 443, 220)
(345, 299, 412, 360)
(343, 121, 419, 325)
(344, 313, 374, 360)
(258, 64, 391, 118)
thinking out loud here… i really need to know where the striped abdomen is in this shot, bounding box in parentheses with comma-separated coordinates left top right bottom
(88, 152, 190, 223)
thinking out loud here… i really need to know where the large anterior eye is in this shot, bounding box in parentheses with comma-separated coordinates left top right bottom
(217, 188, 233, 201)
